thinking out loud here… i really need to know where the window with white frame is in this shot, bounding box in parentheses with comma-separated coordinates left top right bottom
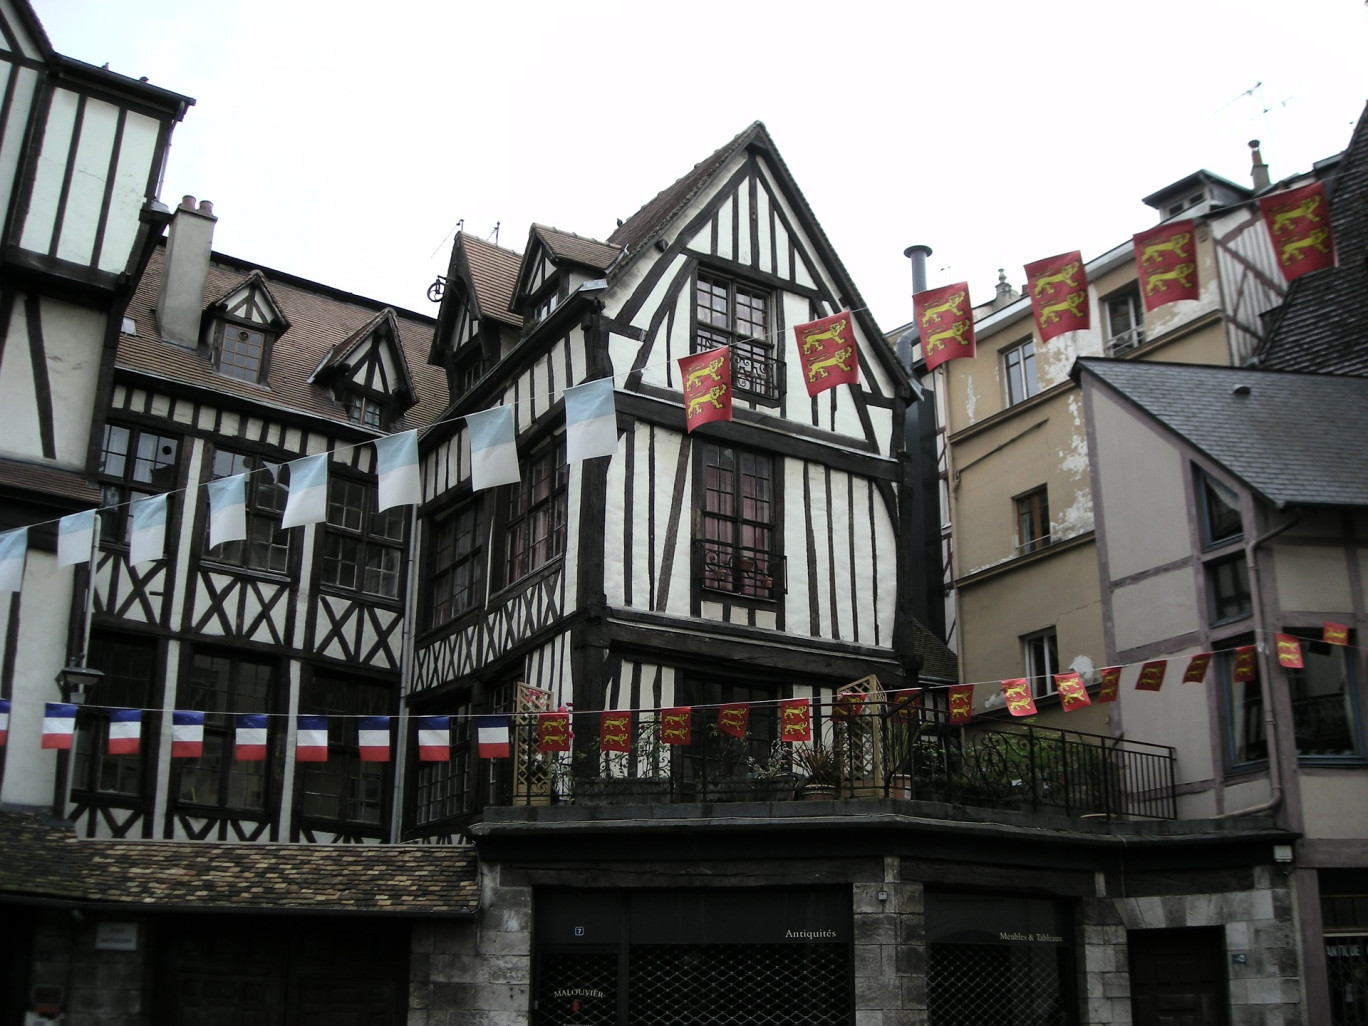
(1024, 628, 1059, 699)
(1103, 286, 1145, 356)
(1003, 338, 1039, 406)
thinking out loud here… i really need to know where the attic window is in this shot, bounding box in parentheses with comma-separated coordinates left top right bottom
(345, 393, 387, 431)
(215, 322, 269, 383)
(121, 316, 137, 336)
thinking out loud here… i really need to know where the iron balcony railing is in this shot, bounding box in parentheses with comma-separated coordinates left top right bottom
(486, 698, 1178, 821)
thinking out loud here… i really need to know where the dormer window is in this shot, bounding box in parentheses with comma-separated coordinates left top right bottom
(216, 321, 269, 382)
(345, 393, 387, 430)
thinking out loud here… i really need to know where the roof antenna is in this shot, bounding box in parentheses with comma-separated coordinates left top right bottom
(428, 218, 463, 260)
(488, 221, 500, 245)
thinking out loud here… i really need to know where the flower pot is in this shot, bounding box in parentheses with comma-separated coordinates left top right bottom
(799, 784, 838, 801)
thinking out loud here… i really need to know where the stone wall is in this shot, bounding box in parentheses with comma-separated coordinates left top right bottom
(27, 911, 149, 1026)
(853, 857, 926, 1026)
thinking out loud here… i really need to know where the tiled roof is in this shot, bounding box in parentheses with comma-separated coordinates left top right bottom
(1258, 101, 1368, 376)
(531, 224, 619, 272)
(1077, 358, 1368, 509)
(607, 122, 760, 256)
(0, 810, 478, 916)
(0, 458, 101, 505)
(460, 233, 523, 328)
(120, 246, 447, 431)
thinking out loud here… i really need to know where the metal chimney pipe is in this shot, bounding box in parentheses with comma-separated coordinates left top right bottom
(904, 244, 933, 297)
(1249, 140, 1271, 191)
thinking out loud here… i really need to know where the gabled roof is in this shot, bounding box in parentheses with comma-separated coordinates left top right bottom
(530, 224, 619, 271)
(309, 307, 419, 406)
(120, 245, 446, 430)
(1258, 100, 1368, 377)
(0, 811, 478, 916)
(205, 268, 291, 332)
(606, 122, 893, 368)
(1076, 358, 1368, 509)
(460, 233, 524, 328)
(608, 122, 759, 257)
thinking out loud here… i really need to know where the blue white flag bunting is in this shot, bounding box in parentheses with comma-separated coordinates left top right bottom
(281, 453, 329, 529)
(373, 430, 420, 511)
(466, 406, 520, 492)
(0, 528, 26, 593)
(564, 379, 618, 462)
(57, 509, 96, 567)
(207, 474, 248, 548)
(129, 493, 169, 566)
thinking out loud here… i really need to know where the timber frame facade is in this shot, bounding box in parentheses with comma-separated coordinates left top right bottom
(408, 122, 944, 842)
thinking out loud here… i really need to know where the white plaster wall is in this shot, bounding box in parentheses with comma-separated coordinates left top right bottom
(1090, 390, 1191, 581)
(1110, 570, 1199, 654)
(0, 551, 75, 807)
(1300, 772, 1368, 839)
(1272, 544, 1353, 614)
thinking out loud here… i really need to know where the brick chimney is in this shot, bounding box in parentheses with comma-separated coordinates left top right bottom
(156, 195, 216, 348)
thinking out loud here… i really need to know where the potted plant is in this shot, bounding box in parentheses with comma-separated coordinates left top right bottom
(794, 745, 841, 800)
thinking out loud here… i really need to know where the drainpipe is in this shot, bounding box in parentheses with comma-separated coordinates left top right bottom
(1214, 510, 1301, 820)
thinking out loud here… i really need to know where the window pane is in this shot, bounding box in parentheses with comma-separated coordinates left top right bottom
(1202, 475, 1242, 546)
(1208, 555, 1252, 623)
(1289, 640, 1361, 757)
(1222, 649, 1267, 764)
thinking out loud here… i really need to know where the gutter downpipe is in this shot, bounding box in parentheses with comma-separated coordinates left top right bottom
(1214, 510, 1301, 820)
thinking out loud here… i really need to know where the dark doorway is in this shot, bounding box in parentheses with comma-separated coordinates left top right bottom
(156, 914, 409, 1026)
(1129, 927, 1228, 1026)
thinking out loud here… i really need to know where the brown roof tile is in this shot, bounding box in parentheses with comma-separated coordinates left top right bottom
(531, 224, 619, 272)
(0, 458, 101, 505)
(459, 233, 523, 328)
(120, 246, 447, 431)
(0, 811, 478, 916)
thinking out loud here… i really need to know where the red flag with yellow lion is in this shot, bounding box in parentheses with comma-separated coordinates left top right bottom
(793, 310, 860, 397)
(913, 283, 975, 371)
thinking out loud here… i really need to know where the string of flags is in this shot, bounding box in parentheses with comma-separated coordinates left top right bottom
(0, 625, 1345, 762)
(911, 178, 1337, 371)
(0, 306, 867, 590)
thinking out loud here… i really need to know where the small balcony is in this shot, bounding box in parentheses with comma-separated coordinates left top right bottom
(697, 540, 786, 600)
(1105, 326, 1146, 357)
(483, 699, 1177, 821)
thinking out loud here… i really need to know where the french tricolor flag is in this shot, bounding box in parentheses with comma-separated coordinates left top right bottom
(357, 716, 391, 762)
(41, 703, 77, 750)
(296, 715, 328, 762)
(476, 715, 511, 759)
(107, 709, 141, 755)
(235, 713, 268, 761)
(417, 715, 450, 762)
(171, 711, 204, 758)
(0, 698, 10, 745)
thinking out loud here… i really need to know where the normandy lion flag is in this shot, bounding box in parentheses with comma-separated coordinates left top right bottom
(678, 347, 732, 431)
(1025, 250, 1089, 343)
(1133, 219, 1199, 311)
(793, 310, 859, 397)
(912, 284, 975, 371)
(1259, 181, 1335, 282)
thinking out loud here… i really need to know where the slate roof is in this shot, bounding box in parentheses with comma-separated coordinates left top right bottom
(1258, 101, 1368, 376)
(460, 233, 523, 328)
(120, 245, 447, 430)
(0, 810, 479, 916)
(1076, 358, 1368, 509)
(531, 224, 619, 272)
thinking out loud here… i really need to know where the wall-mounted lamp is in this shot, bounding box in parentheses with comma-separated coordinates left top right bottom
(1273, 843, 1294, 874)
(56, 665, 105, 705)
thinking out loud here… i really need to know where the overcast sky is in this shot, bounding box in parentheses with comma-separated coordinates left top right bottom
(31, 0, 1368, 332)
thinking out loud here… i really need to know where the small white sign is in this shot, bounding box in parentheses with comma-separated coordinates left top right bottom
(95, 922, 138, 951)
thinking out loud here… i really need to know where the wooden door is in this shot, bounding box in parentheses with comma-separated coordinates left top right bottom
(1129, 927, 1229, 1026)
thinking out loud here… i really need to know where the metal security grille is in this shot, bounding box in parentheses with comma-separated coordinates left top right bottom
(1327, 934, 1368, 1026)
(927, 943, 1069, 1026)
(538, 951, 618, 1025)
(628, 943, 850, 1026)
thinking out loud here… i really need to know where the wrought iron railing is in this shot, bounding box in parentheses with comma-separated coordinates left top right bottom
(488, 699, 1177, 820)
(697, 541, 786, 599)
